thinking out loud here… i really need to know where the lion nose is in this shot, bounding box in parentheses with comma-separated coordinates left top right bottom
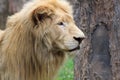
(73, 37, 85, 44)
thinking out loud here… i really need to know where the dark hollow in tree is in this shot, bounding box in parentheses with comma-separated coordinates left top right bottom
(68, 0, 120, 80)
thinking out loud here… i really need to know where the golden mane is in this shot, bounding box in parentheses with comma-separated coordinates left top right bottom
(0, 0, 72, 80)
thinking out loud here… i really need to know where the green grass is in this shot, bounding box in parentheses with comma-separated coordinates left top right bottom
(56, 59, 74, 80)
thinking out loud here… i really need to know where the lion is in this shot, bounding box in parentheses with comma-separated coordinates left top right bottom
(0, 0, 85, 80)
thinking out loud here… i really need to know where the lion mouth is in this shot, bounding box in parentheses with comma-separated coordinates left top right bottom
(68, 46, 80, 52)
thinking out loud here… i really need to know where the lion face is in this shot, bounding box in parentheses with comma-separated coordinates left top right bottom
(52, 13, 85, 52)
(31, 0, 85, 52)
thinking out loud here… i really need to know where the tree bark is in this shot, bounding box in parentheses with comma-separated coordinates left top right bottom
(68, 0, 120, 80)
(0, 0, 9, 29)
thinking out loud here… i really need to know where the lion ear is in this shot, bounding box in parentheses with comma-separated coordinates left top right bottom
(32, 6, 54, 25)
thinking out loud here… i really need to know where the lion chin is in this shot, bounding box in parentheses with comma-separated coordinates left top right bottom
(0, 0, 85, 80)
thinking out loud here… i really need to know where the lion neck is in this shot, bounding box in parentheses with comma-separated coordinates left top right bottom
(1, 27, 66, 80)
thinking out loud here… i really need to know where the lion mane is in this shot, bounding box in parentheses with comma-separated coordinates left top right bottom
(0, 0, 85, 80)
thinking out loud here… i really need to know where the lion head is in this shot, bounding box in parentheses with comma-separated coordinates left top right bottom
(6, 0, 85, 54)
(31, 0, 85, 53)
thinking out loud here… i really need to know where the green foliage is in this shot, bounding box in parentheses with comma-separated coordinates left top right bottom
(56, 59, 74, 80)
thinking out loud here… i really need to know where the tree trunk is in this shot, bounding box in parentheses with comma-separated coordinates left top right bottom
(68, 0, 120, 80)
(0, 0, 28, 29)
(0, 0, 9, 29)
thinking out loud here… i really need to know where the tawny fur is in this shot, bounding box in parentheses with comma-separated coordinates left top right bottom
(0, 0, 85, 80)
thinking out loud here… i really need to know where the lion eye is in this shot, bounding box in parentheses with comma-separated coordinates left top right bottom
(57, 22, 64, 26)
